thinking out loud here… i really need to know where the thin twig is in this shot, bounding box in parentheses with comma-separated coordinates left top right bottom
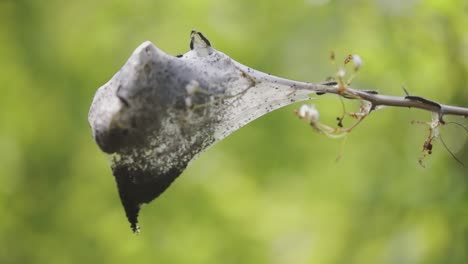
(439, 134, 465, 167)
(445, 122, 468, 133)
(306, 83, 468, 119)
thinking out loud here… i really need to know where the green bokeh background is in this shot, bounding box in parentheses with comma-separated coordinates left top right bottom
(1, 0, 467, 263)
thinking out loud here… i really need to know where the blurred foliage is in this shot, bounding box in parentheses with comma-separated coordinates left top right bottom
(0, 0, 467, 263)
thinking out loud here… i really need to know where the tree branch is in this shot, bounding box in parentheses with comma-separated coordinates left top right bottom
(88, 30, 468, 233)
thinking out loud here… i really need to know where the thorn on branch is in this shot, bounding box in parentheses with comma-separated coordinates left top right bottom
(402, 86, 410, 96)
(362, 90, 379, 94)
(322, 81, 338, 86)
(405, 95, 442, 110)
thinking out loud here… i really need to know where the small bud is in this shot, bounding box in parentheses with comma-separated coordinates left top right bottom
(337, 67, 346, 78)
(298, 105, 308, 118)
(344, 54, 353, 64)
(297, 104, 320, 122)
(352, 54, 363, 71)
